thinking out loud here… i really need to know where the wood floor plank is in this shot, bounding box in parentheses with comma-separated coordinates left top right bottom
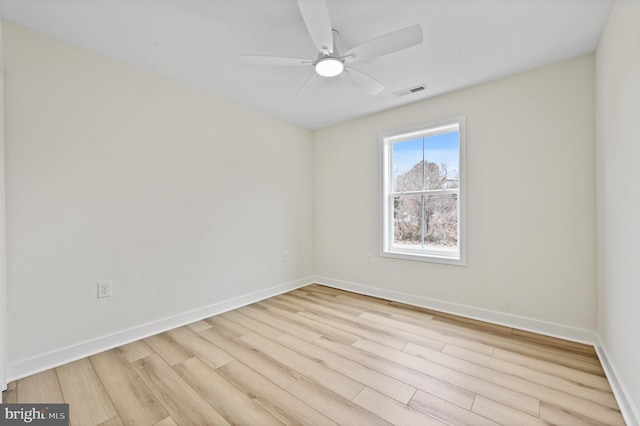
(424, 316, 539, 349)
(427, 317, 605, 375)
(97, 416, 124, 426)
(174, 357, 284, 426)
(16, 369, 64, 403)
(289, 296, 448, 352)
(286, 292, 364, 317)
(276, 332, 417, 404)
(166, 326, 232, 369)
(355, 314, 448, 352)
(314, 336, 477, 410)
(56, 358, 117, 426)
(285, 378, 391, 426)
(281, 293, 365, 318)
(353, 338, 541, 415)
(405, 306, 513, 336)
(259, 296, 305, 314)
(198, 326, 300, 388)
(303, 284, 343, 296)
(403, 342, 623, 424)
(294, 297, 448, 351)
(323, 290, 437, 324)
(240, 332, 364, 400)
(239, 304, 323, 342)
(471, 396, 548, 426)
(118, 340, 154, 362)
(144, 332, 194, 366)
(528, 347, 606, 375)
(260, 301, 360, 344)
(408, 390, 500, 426)
(359, 311, 494, 355)
(131, 354, 229, 425)
(90, 349, 169, 426)
(187, 320, 213, 333)
(297, 309, 408, 350)
(539, 401, 613, 425)
(388, 311, 439, 328)
(310, 290, 429, 322)
(442, 343, 618, 408)
(153, 417, 178, 426)
(353, 386, 446, 426)
(320, 289, 603, 375)
(360, 301, 435, 324)
(492, 347, 611, 390)
(222, 310, 285, 340)
(217, 360, 338, 426)
(430, 317, 529, 347)
(531, 341, 602, 366)
(205, 314, 253, 337)
(300, 290, 440, 330)
(511, 328, 598, 357)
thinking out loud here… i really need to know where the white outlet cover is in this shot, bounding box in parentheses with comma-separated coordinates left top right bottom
(97, 281, 112, 298)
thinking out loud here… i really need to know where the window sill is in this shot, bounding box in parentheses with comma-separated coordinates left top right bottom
(381, 249, 466, 266)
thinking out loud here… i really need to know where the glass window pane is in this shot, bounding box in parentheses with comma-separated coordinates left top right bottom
(423, 194, 458, 249)
(392, 138, 423, 192)
(424, 131, 459, 189)
(393, 195, 422, 248)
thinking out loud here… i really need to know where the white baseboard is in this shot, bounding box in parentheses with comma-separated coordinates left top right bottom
(594, 335, 640, 426)
(313, 276, 596, 344)
(7, 276, 313, 382)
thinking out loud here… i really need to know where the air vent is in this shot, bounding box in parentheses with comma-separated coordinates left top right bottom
(393, 84, 428, 97)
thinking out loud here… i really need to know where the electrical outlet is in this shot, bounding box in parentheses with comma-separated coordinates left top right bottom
(97, 281, 112, 299)
(282, 252, 289, 263)
(367, 255, 373, 264)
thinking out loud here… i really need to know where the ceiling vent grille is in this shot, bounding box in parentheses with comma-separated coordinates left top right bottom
(393, 84, 428, 97)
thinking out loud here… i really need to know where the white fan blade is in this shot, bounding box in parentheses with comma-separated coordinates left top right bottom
(344, 24, 423, 63)
(238, 55, 312, 66)
(295, 73, 320, 98)
(342, 67, 385, 95)
(297, 0, 334, 53)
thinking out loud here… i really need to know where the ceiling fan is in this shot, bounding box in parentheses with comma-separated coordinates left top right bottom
(239, 0, 424, 96)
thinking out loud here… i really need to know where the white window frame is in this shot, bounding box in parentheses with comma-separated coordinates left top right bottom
(380, 116, 466, 265)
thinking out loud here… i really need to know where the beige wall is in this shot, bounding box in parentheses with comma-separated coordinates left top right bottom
(596, 0, 640, 420)
(314, 55, 596, 332)
(3, 22, 314, 365)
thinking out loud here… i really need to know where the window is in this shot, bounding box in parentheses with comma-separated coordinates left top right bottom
(380, 116, 466, 265)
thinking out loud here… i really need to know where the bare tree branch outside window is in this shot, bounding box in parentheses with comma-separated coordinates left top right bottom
(393, 160, 458, 248)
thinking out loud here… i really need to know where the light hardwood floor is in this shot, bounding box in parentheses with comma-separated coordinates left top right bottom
(3, 285, 625, 425)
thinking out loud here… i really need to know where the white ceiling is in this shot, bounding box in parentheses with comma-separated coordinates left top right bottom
(0, 0, 612, 129)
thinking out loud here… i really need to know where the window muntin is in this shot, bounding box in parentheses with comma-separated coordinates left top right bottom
(381, 117, 465, 265)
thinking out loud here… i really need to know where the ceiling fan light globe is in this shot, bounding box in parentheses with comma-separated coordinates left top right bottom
(315, 57, 344, 77)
